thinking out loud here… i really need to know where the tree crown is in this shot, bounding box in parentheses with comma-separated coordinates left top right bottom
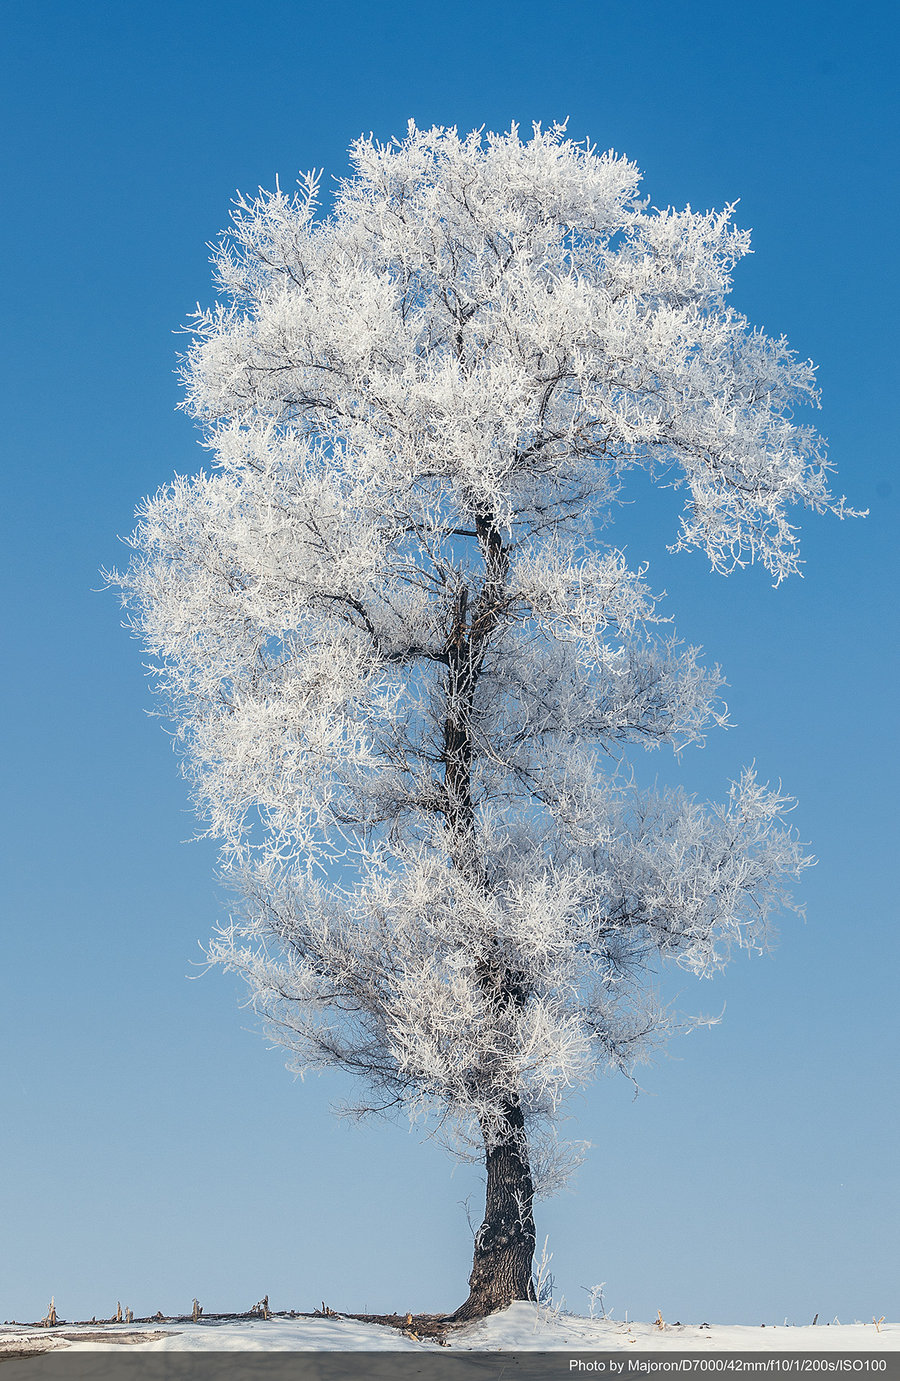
(112, 123, 825, 1181)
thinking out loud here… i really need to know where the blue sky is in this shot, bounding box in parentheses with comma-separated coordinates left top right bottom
(2, 0, 897, 1327)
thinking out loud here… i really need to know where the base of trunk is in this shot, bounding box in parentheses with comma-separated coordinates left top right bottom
(450, 1263, 536, 1322)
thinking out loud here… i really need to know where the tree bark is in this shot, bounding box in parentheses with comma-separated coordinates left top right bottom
(451, 1097, 537, 1320)
(440, 511, 536, 1320)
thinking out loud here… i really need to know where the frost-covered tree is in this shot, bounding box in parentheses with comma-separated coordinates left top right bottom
(113, 123, 849, 1318)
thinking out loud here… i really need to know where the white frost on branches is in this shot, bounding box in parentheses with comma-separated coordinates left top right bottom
(111, 123, 821, 1185)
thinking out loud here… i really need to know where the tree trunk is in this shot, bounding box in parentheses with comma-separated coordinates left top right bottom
(441, 512, 533, 1320)
(451, 1098, 537, 1321)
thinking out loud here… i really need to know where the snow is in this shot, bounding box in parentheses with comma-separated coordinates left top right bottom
(457, 1302, 899, 1352)
(2, 1305, 896, 1353)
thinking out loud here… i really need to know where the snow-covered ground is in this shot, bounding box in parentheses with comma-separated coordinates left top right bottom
(2, 1304, 897, 1353)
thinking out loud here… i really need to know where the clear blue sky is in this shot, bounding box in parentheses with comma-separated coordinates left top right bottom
(2, 0, 897, 1328)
